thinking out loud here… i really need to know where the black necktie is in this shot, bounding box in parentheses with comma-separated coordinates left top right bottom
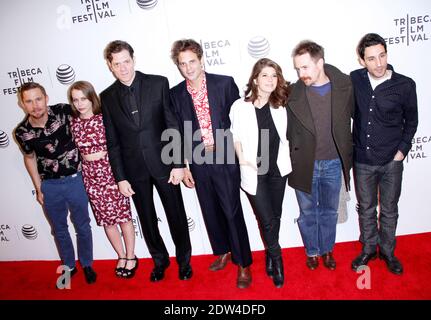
(128, 87, 140, 125)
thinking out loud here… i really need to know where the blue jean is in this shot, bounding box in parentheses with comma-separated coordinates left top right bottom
(295, 159, 342, 257)
(41, 172, 93, 269)
(353, 160, 403, 257)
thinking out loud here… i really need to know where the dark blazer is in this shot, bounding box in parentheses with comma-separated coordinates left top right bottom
(287, 64, 354, 194)
(100, 71, 181, 182)
(169, 72, 240, 180)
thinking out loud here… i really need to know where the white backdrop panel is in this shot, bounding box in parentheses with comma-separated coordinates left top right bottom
(1, 0, 430, 261)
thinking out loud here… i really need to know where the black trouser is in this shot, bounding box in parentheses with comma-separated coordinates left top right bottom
(131, 176, 192, 268)
(194, 163, 253, 267)
(247, 174, 287, 259)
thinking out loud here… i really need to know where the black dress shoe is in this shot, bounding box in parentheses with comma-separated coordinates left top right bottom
(265, 251, 274, 278)
(379, 253, 403, 275)
(179, 264, 193, 280)
(150, 261, 170, 282)
(83, 266, 97, 284)
(69, 267, 78, 277)
(321, 252, 336, 270)
(272, 257, 284, 288)
(351, 252, 377, 271)
(306, 256, 319, 270)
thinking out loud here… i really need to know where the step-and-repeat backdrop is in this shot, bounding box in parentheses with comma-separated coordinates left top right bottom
(1, 0, 430, 261)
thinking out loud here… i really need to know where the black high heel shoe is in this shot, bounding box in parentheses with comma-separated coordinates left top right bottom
(115, 258, 127, 277)
(122, 256, 139, 278)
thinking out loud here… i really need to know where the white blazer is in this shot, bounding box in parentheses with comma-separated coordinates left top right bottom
(229, 99, 291, 195)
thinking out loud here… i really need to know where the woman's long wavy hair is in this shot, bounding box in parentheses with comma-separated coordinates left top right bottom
(244, 58, 290, 108)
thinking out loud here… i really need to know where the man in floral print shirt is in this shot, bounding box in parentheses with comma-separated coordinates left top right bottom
(15, 82, 97, 288)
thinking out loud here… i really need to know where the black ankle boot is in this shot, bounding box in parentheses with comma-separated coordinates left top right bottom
(265, 251, 274, 277)
(272, 257, 284, 288)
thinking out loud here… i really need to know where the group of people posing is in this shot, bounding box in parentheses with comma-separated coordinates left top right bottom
(14, 32, 418, 290)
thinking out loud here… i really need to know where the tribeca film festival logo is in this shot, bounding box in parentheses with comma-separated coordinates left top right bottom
(131, 217, 144, 239)
(385, 13, 430, 46)
(57, 0, 117, 29)
(406, 135, 430, 162)
(136, 0, 158, 9)
(0, 130, 9, 148)
(56, 64, 76, 85)
(0, 224, 37, 243)
(0, 224, 11, 242)
(3, 66, 43, 96)
(201, 39, 232, 67)
(248, 36, 270, 59)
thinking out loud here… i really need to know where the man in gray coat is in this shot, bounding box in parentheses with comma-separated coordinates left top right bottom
(287, 40, 354, 271)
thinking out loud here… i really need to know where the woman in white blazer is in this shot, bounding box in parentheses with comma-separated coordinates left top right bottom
(229, 58, 291, 288)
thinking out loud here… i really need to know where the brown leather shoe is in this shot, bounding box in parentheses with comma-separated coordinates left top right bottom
(236, 266, 252, 289)
(209, 252, 231, 271)
(321, 252, 336, 270)
(306, 256, 319, 270)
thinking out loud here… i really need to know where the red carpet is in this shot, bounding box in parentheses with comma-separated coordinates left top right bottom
(1, 232, 431, 300)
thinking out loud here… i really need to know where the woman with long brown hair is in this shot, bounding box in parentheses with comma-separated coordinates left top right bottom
(229, 58, 291, 288)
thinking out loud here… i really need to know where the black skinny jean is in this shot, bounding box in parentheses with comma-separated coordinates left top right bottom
(247, 174, 287, 259)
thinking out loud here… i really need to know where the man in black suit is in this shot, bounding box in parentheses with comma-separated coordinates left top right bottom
(100, 40, 192, 281)
(169, 39, 252, 289)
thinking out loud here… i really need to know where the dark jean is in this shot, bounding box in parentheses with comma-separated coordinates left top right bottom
(295, 159, 342, 257)
(247, 174, 287, 259)
(353, 160, 403, 257)
(41, 172, 93, 269)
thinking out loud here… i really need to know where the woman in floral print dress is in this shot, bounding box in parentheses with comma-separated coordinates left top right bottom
(68, 81, 138, 278)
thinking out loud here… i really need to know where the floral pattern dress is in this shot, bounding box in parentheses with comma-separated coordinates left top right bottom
(71, 114, 131, 226)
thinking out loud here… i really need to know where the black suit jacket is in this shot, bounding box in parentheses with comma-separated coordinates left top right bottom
(169, 72, 240, 180)
(100, 71, 182, 182)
